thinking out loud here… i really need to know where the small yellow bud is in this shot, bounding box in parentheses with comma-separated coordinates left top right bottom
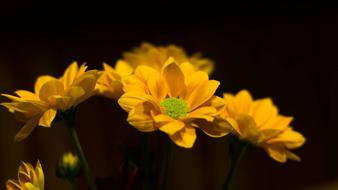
(57, 152, 81, 179)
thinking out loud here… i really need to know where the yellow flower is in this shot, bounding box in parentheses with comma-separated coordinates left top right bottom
(1, 62, 101, 141)
(57, 152, 80, 179)
(123, 42, 214, 74)
(118, 57, 229, 148)
(6, 160, 44, 190)
(221, 90, 306, 163)
(96, 60, 133, 99)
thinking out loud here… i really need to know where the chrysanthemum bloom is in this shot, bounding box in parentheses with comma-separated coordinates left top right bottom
(1, 62, 101, 141)
(221, 90, 306, 163)
(96, 43, 214, 99)
(118, 57, 229, 148)
(96, 60, 133, 99)
(6, 160, 44, 190)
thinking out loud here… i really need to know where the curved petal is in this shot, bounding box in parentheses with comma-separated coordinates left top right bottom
(159, 120, 185, 135)
(186, 106, 217, 122)
(265, 146, 287, 163)
(250, 98, 278, 127)
(62, 62, 79, 88)
(134, 65, 158, 81)
(15, 115, 41, 142)
(194, 118, 231, 138)
(233, 90, 253, 114)
(34, 75, 56, 95)
(184, 71, 208, 98)
(35, 160, 44, 190)
(118, 93, 158, 112)
(147, 73, 167, 102)
(266, 127, 305, 149)
(127, 102, 156, 132)
(169, 125, 196, 148)
(15, 90, 38, 100)
(6, 180, 22, 190)
(162, 57, 186, 97)
(38, 79, 64, 103)
(187, 80, 219, 111)
(115, 60, 134, 76)
(38, 109, 57, 127)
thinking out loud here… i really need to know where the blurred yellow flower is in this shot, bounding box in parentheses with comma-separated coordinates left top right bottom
(6, 160, 44, 190)
(118, 57, 228, 148)
(96, 42, 214, 99)
(222, 90, 306, 163)
(96, 60, 133, 99)
(123, 42, 214, 74)
(57, 152, 80, 179)
(1, 62, 101, 141)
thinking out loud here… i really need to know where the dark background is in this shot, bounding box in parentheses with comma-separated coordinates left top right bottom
(0, 1, 337, 189)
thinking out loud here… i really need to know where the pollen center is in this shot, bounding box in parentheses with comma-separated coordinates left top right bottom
(160, 97, 188, 119)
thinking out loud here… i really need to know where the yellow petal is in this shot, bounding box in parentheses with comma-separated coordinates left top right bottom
(62, 61, 79, 88)
(186, 106, 217, 121)
(261, 116, 293, 131)
(115, 60, 133, 76)
(265, 146, 287, 163)
(47, 95, 71, 110)
(162, 57, 186, 97)
(74, 74, 97, 93)
(169, 125, 196, 148)
(266, 127, 305, 149)
(285, 150, 301, 162)
(15, 115, 41, 142)
(235, 114, 260, 143)
(35, 160, 44, 190)
(179, 62, 195, 76)
(38, 79, 64, 102)
(122, 75, 148, 94)
(127, 102, 156, 132)
(153, 114, 174, 125)
(134, 65, 158, 81)
(15, 90, 38, 100)
(233, 90, 253, 114)
(187, 80, 219, 111)
(23, 183, 39, 190)
(118, 93, 157, 112)
(184, 71, 209, 98)
(38, 109, 57, 127)
(159, 120, 185, 135)
(193, 118, 231, 138)
(250, 98, 278, 126)
(6, 180, 22, 190)
(34, 75, 56, 95)
(147, 73, 167, 102)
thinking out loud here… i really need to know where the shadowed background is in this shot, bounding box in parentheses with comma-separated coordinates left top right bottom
(0, 1, 337, 190)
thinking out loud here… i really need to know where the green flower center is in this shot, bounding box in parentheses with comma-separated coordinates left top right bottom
(160, 97, 188, 119)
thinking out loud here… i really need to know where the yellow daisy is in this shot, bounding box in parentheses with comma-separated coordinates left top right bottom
(221, 90, 306, 163)
(1, 62, 101, 141)
(122, 42, 214, 73)
(118, 57, 229, 148)
(6, 160, 44, 190)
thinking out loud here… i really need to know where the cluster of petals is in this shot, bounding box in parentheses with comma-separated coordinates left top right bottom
(1, 62, 101, 141)
(6, 160, 44, 190)
(96, 42, 214, 99)
(118, 57, 229, 148)
(221, 90, 306, 162)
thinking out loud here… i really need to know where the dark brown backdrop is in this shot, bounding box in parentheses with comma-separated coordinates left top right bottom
(0, 1, 337, 190)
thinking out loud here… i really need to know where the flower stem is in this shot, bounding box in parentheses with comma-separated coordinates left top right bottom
(68, 179, 78, 190)
(64, 113, 98, 190)
(162, 139, 173, 190)
(141, 134, 150, 190)
(222, 141, 248, 190)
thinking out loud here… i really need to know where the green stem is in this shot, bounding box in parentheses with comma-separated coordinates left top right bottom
(162, 139, 173, 190)
(222, 142, 248, 190)
(65, 118, 98, 190)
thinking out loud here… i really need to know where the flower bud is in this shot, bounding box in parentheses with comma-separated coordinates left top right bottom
(57, 152, 81, 179)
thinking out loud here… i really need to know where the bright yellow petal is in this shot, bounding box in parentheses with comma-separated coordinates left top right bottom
(115, 60, 133, 76)
(118, 93, 157, 112)
(122, 75, 148, 94)
(186, 106, 217, 122)
(193, 118, 231, 138)
(250, 98, 278, 126)
(134, 65, 158, 81)
(285, 150, 301, 162)
(147, 73, 167, 102)
(233, 90, 253, 114)
(34, 75, 56, 95)
(153, 114, 174, 125)
(187, 80, 219, 111)
(159, 120, 185, 135)
(179, 61, 195, 76)
(62, 61, 79, 88)
(15, 90, 38, 100)
(15, 115, 41, 142)
(184, 71, 209, 98)
(265, 146, 287, 163)
(169, 125, 196, 148)
(162, 57, 186, 97)
(38, 109, 57, 127)
(127, 102, 156, 132)
(23, 183, 39, 190)
(35, 160, 44, 190)
(38, 79, 64, 102)
(266, 127, 305, 149)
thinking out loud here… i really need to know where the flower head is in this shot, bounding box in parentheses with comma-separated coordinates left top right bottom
(1, 62, 101, 141)
(6, 160, 44, 190)
(96, 43, 214, 99)
(57, 152, 80, 179)
(118, 57, 229, 148)
(221, 90, 306, 163)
